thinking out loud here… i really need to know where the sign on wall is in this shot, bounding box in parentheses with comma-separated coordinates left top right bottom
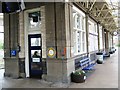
(32, 58, 40, 62)
(11, 50, 16, 56)
(47, 47, 56, 58)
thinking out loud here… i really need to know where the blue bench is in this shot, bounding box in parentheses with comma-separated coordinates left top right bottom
(80, 57, 96, 71)
(75, 57, 96, 78)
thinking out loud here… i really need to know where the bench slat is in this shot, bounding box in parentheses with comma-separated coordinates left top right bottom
(75, 56, 96, 71)
(80, 61, 89, 66)
(80, 58, 89, 63)
(80, 58, 95, 71)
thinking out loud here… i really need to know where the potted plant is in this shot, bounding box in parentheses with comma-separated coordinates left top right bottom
(71, 70, 86, 83)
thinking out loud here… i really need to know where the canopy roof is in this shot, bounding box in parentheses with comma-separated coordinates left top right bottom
(74, 0, 119, 33)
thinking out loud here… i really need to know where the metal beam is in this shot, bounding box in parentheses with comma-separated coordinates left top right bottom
(97, 16, 117, 21)
(105, 21, 114, 28)
(100, 11, 109, 23)
(92, 8, 116, 12)
(105, 23, 116, 26)
(106, 17, 113, 23)
(108, 24, 115, 30)
(96, 4, 106, 17)
(86, 1, 89, 9)
(105, 16, 117, 19)
(89, 0, 96, 11)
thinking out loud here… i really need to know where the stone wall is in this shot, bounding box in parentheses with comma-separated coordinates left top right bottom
(4, 13, 20, 78)
(4, 2, 109, 83)
(45, 3, 75, 83)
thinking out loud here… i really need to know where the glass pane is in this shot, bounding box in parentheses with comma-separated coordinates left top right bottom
(0, 26, 4, 32)
(77, 15, 80, 29)
(82, 17, 84, 30)
(28, 11, 41, 29)
(82, 32, 85, 41)
(83, 43, 85, 52)
(31, 50, 42, 70)
(31, 38, 41, 46)
(77, 31, 80, 52)
(73, 11, 76, 28)
(94, 24, 97, 33)
(31, 50, 41, 58)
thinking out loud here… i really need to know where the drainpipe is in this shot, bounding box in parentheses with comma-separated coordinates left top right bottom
(97, 22, 100, 51)
(112, 34, 114, 47)
(54, 2, 57, 58)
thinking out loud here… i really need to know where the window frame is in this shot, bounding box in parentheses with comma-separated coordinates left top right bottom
(88, 19, 98, 52)
(73, 5, 86, 55)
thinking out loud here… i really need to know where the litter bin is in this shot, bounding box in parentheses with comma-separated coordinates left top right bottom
(96, 52, 103, 64)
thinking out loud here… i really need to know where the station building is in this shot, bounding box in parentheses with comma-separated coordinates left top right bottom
(3, 1, 117, 83)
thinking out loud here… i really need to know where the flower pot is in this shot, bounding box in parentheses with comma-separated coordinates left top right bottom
(71, 73, 86, 83)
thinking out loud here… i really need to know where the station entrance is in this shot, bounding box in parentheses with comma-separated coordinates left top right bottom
(24, 9, 44, 78)
(28, 34, 42, 78)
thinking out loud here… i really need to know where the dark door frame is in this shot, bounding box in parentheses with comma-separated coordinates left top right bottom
(28, 34, 42, 78)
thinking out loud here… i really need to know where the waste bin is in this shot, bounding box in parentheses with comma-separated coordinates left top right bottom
(96, 52, 103, 64)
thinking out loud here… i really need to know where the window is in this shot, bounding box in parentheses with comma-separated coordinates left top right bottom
(82, 32, 85, 51)
(88, 20, 98, 52)
(94, 24, 97, 33)
(76, 15, 80, 29)
(31, 38, 41, 46)
(73, 5, 86, 55)
(82, 16, 85, 30)
(74, 14, 81, 29)
(28, 11, 41, 30)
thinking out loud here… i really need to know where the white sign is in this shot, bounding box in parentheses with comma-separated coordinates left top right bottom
(32, 58, 40, 62)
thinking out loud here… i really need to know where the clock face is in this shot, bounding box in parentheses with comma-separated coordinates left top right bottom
(47, 47, 56, 58)
(49, 49, 54, 56)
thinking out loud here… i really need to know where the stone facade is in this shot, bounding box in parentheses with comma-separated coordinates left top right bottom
(3, 2, 113, 83)
(4, 13, 20, 78)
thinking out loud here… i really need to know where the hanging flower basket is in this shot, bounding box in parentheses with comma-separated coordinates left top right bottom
(71, 70, 86, 83)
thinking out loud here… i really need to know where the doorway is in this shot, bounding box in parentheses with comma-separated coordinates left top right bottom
(24, 8, 46, 78)
(28, 34, 42, 78)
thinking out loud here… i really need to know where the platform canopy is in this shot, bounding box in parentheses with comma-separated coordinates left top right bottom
(74, 0, 119, 33)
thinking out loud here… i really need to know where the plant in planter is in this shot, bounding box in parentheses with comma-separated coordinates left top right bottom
(71, 70, 86, 83)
